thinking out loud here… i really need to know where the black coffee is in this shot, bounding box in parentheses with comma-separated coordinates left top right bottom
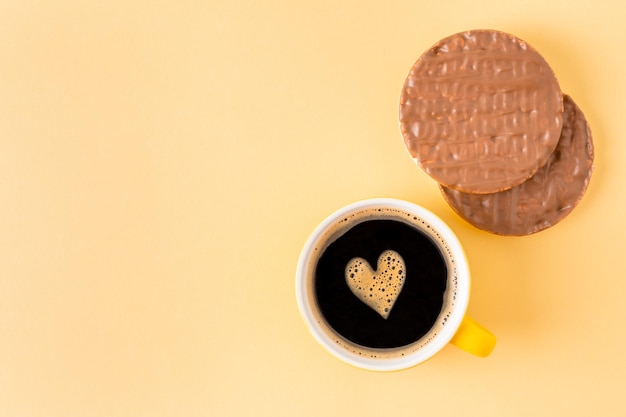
(314, 218, 447, 349)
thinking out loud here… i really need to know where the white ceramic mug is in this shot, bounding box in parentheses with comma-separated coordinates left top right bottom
(296, 198, 495, 371)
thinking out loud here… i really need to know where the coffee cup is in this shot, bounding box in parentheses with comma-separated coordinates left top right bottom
(296, 198, 495, 371)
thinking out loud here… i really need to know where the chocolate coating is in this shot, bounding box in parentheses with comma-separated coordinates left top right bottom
(400, 30, 563, 194)
(440, 95, 594, 236)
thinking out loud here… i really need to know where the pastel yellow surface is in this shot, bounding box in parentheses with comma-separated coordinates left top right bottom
(0, 1, 624, 416)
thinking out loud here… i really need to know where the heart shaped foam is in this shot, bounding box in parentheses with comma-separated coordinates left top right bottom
(345, 250, 406, 319)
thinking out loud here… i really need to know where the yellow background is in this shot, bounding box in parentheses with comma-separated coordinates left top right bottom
(0, 1, 624, 416)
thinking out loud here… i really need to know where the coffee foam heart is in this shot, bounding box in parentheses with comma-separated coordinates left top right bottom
(345, 250, 406, 319)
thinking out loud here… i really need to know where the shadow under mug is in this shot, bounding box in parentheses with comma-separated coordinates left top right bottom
(296, 198, 495, 371)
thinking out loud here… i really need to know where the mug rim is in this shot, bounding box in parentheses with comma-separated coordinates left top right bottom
(295, 198, 470, 371)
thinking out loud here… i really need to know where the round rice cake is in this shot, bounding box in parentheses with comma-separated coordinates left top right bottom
(400, 29, 564, 194)
(440, 95, 594, 236)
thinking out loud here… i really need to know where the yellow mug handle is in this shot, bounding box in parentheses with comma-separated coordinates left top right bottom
(449, 316, 496, 357)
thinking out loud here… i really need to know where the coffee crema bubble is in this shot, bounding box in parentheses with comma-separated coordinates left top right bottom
(306, 206, 460, 360)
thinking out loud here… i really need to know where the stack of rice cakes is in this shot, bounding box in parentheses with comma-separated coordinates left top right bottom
(399, 30, 594, 236)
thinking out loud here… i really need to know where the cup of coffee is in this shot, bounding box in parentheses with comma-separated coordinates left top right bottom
(296, 198, 495, 371)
